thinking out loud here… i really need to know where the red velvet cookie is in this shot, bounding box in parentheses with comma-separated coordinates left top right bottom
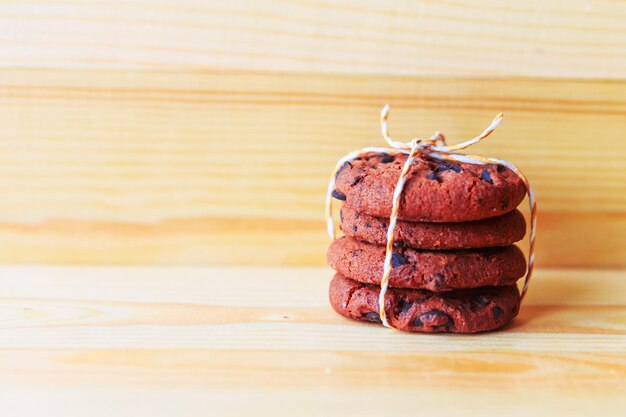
(333, 152, 526, 222)
(327, 237, 526, 291)
(340, 204, 526, 249)
(329, 274, 520, 333)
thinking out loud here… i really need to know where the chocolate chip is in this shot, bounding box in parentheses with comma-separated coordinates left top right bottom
(380, 221, 388, 229)
(471, 295, 490, 309)
(391, 253, 406, 268)
(436, 162, 462, 173)
(365, 223, 371, 229)
(398, 299, 414, 315)
(335, 161, 351, 179)
(413, 309, 453, 329)
(350, 249, 363, 258)
(380, 154, 395, 163)
(352, 176, 364, 186)
(364, 311, 382, 323)
(393, 240, 405, 249)
(352, 225, 357, 233)
(501, 200, 509, 210)
(427, 172, 441, 182)
(480, 169, 493, 184)
(496, 164, 506, 173)
(331, 189, 346, 200)
(492, 306, 503, 318)
(428, 273, 445, 290)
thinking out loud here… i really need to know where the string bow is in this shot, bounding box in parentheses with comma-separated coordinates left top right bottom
(326, 105, 537, 329)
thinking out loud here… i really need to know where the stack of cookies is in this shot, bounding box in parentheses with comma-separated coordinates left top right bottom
(327, 153, 528, 333)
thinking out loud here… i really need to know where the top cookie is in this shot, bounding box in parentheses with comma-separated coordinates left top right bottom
(334, 152, 526, 222)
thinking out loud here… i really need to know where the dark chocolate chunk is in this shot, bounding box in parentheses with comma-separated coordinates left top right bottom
(449, 164, 463, 173)
(352, 176, 364, 186)
(427, 172, 441, 182)
(501, 200, 509, 210)
(332, 189, 347, 200)
(380, 154, 395, 163)
(496, 164, 506, 173)
(364, 311, 382, 323)
(391, 253, 406, 268)
(350, 249, 363, 258)
(335, 161, 351, 179)
(393, 240, 405, 249)
(492, 306, 503, 318)
(472, 295, 490, 309)
(365, 223, 371, 229)
(436, 162, 462, 173)
(398, 299, 414, 315)
(428, 273, 445, 289)
(480, 169, 494, 184)
(352, 225, 357, 233)
(414, 309, 453, 329)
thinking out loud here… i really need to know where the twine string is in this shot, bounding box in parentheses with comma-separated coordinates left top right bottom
(326, 106, 537, 329)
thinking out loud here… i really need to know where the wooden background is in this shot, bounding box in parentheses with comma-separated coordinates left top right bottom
(1, 1, 625, 416)
(0, 0, 624, 267)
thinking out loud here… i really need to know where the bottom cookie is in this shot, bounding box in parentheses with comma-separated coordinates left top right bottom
(329, 274, 520, 333)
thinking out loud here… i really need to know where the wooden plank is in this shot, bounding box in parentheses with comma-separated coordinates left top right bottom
(0, 0, 625, 79)
(0, 266, 624, 417)
(0, 69, 624, 266)
(0, 385, 622, 417)
(1, 266, 625, 348)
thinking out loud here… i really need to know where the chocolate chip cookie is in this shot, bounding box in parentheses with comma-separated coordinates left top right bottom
(329, 274, 520, 333)
(327, 237, 526, 291)
(333, 153, 526, 222)
(340, 204, 526, 249)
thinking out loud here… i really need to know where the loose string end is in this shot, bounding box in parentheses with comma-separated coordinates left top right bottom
(380, 104, 396, 148)
(380, 104, 390, 119)
(483, 112, 504, 137)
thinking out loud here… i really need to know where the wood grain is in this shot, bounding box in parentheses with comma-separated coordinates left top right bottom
(0, 266, 624, 416)
(0, 69, 624, 266)
(1, 3, 623, 416)
(0, 0, 625, 79)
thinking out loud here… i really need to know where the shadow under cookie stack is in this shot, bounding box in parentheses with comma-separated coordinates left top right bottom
(327, 151, 529, 333)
